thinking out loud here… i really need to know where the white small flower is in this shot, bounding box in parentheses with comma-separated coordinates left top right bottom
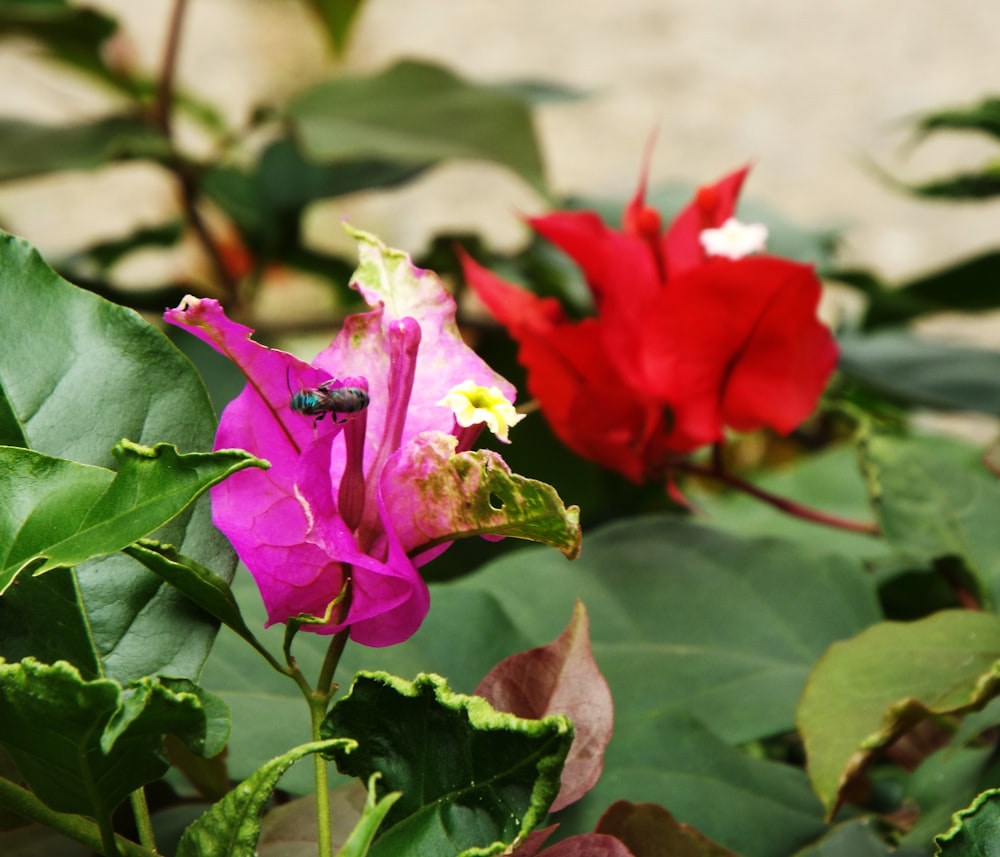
(699, 218, 768, 260)
(438, 380, 526, 443)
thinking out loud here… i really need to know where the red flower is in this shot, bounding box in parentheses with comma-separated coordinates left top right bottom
(461, 165, 838, 482)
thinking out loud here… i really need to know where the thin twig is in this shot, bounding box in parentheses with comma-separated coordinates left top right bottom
(176, 167, 242, 299)
(674, 449, 882, 537)
(153, 0, 188, 137)
(154, 0, 241, 302)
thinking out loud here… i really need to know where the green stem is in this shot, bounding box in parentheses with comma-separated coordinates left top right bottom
(0, 777, 155, 857)
(129, 788, 156, 852)
(317, 627, 351, 700)
(286, 625, 351, 857)
(98, 814, 121, 857)
(310, 693, 334, 857)
(307, 629, 350, 857)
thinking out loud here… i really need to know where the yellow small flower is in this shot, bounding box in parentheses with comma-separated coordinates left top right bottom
(438, 380, 526, 443)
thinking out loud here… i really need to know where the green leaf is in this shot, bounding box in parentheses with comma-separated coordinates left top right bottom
(797, 610, 1000, 819)
(0, 0, 129, 93)
(859, 432, 1000, 605)
(0, 229, 238, 683)
(557, 713, 826, 857)
(0, 567, 100, 678)
(490, 79, 586, 105)
(286, 59, 548, 194)
(300, 0, 367, 55)
(0, 441, 261, 592)
(891, 98, 1000, 202)
(322, 672, 573, 856)
(0, 658, 226, 829)
(842, 251, 1000, 329)
(447, 516, 880, 746)
(792, 820, 922, 857)
(0, 117, 168, 182)
(900, 166, 1000, 201)
(0, 381, 28, 448)
(175, 738, 352, 857)
(202, 137, 424, 275)
(901, 745, 997, 849)
(255, 137, 423, 215)
(840, 332, 1000, 416)
(335, 775, 401, 857)
(913, 96, 1000, 142)
(934, 788, 1000, 856)
(123, 540, 273, 663)
(0, 448, 108, 583)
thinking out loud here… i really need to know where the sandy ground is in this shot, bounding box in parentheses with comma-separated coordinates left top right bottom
(2, 0, 1000, 289)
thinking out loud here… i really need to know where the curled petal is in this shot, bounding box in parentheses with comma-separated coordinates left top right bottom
(166, 228, 563, 647)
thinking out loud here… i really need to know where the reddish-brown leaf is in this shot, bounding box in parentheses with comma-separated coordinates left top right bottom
(510, 824, 558, 856)
(534, 833, 635, 856)
(596, 801, 739, 857)
(475, 601, 613, 811)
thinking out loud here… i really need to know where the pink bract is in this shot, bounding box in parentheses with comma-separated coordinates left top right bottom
(165, 227, 518, 646)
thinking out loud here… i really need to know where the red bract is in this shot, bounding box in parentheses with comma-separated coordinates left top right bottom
(461, 166, 838, 482)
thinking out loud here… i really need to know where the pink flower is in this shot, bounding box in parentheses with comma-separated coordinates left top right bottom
(165, 227, 544, 647)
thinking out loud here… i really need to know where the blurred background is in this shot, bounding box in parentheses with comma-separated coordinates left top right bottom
(3, 0, 999, 280)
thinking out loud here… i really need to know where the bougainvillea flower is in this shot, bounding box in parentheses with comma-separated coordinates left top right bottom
(461, 165, 838, 482)
(166, 227, 580, 647)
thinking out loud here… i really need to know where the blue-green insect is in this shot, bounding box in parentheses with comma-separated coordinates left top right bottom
(288, 370, 369, 425)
